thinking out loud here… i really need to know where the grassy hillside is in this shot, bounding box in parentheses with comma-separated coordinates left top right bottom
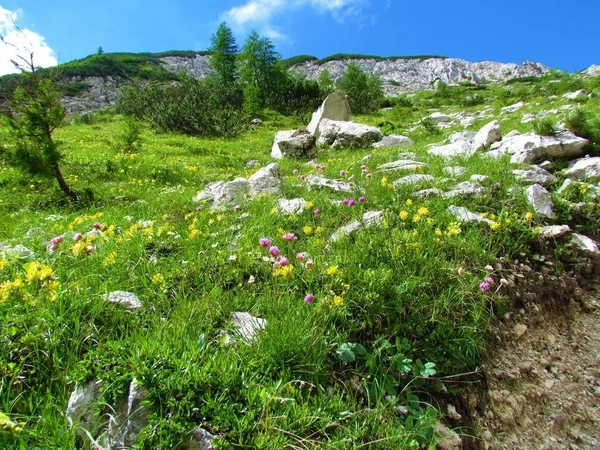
(0, 72, 599, 448)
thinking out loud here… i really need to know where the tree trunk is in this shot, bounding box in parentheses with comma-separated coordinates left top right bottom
(52, 161, 78, 202)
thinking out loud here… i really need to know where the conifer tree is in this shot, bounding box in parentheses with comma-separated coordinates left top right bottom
(339, 62, 383, 114)
(239, 31, 279, 113)
(209, 22, 238, 85)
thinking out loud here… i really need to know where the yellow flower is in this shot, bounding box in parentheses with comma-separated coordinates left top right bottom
(435, 228, 443, 236)
(381, 177, 388, 187)
(490, 222, 501, 231)
(326, 265, 341, 277)
(314, 238, 326, 248)
(525, 212, 534, 221)
(418, 207, 429, 216)
(305, 201, 314, 209)
(315, 226, 324, 234)
(273, 264, 294, 278)
(189, 229, 201, 240)
(303, 225, 313, 235)
(103, 252, 117, 266)
(412, 214, 421, 223)
(405, 199, 413, 206)
(333, 295, 344, 307)
(399, 210, 409, 220)
(446, 222, 462, 237)
(0, 259, 7, 272)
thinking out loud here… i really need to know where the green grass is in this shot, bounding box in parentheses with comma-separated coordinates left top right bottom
(0, 71, 599, 449)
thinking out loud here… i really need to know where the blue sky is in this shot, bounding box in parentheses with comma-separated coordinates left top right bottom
(1, 0, 598, 75)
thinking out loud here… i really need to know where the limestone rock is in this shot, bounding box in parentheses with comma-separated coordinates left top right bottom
(108, 291, 142, 309)
(412, 188, 443, 198)
(488, 132, 588, 164)
(306, 174, 355, 192)
(66, 380, 103, 430)
(393, 174, 435, 187)
(443, 166, 466, 177)
(271, 130, 317, 159)
(277, 198, 307, 215)
(185, 428, 217, 450)
(562, 90, 587, 100)
(428, 112, 451, 124)
(307, 91, 350, 138)
(539, 225, 571, 239)
(513, 165, 558, 186)
(428, 142, 474, 159)
(250, 118, 263, 126)
(447, 206, 493, 225)
(111, 379, 150, 448)
(330, 211, 384, 242)
(372, 134, 414, 149)
(525, 184, 556, 219)
(231, 312, 267, 343)
(443, 181, 486, 199)
(318, 119, 383, 148)
(248, 163, 283, 195)
(0, 243, 36, 260)
(501, 101, 525, 114)
(471, 120, 502, 151)
(194, 178, 249, 205)
(570, 233, 600, 259)
(564, 157, 600, 182)
(378, 159, 426, 172)
(435, 422, 462, 450)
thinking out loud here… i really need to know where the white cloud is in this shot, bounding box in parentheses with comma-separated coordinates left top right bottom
(222, 0, 368, 39)
(0, 6, 57, 76)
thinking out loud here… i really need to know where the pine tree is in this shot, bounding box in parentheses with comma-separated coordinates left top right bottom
(339, 62, 383, 114)
(209, 22, 238, 85)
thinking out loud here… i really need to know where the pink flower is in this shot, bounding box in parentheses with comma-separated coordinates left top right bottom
(269, 246, 280, 257)
(298, 175, 306, 180)
(51, 235, 64, 244)
(73, 233, 83, 242)
(365, 154, 372, 160)
(313, 208, 320, 215)
(279, 257, 289, 266)
(85, 245, 95, 254)
(282, 233, 297, 241)
(296, 252, 306, 262)
(340, 170, 346, 177)
(273, 261, 281, 269)
(196, 206, 202, 211)
(304, 294, 314, 304)
(479, 282, 490, 292)
(361, 165, 367, 170)
(342, 198, 350, 205)
(49, 243, 59, 252)
(293, 169, 299, 174)
(93, 222, 102, 230)
(485, 276, 495, 285)
(358, 196, 366, 203)
(305, 259, 314, 269)
(366, 173, 372, 178)
(259, 238, 271, 247)
(348, 199, 356, 207)
(234, 204, 241, 211)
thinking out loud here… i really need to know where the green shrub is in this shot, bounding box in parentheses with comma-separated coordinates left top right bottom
(533, 117, 559, 136)
(118, 116, 143, 153)
(339, 62, 383, 114)
(565, 107, 600, 152)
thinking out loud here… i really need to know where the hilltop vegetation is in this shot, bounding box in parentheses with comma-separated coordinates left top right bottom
(1, 24, 600, 448)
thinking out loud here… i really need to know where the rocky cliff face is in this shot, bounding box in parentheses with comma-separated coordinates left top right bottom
(61, 55, 555, 114)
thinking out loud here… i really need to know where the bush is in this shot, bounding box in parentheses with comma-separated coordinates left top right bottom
(339, 62, 383, 114)
(565, 107, 600, 152)
(533, 117, 559, 136)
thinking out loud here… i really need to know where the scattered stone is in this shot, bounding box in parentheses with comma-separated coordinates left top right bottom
(428, 141, 474, 159)
(372, 134, 414, 149)
(428, 112, 452, 124)
(0, 243, 36, 260)
(564, 156, 600, 182)
(109, 379, 150, 448)
(231, 312, 267, 343)
(570, 233, 600, 259)
(471, 120, 502, 151)
(447, 404, 462, 421)
(306, 91, 350, 138)
(330, 211, 384, 242)
(412, 188, 443, 198)
(501, 101, 525, 114)
(512, 165, 557, 186)
(525, 184, 556, 219)
(184, 428, 217, 450)
(318, 119, 383, 148)
(488, 132, 588, 164)
(107, 291, 142, 309)
(444, 166, 466, 177)
(248, 163, 283, 195)
(250, 118, 263, 126)
(469, 174, 489, 182)
(539, 225, 571, 239)
(66, 380, 103, 430)
(447, 206, 493, 225)
(194, 179, 249, 205)
(377, 159, 426, 172)
(442, 181, 486, 199)
(513, 324, 528, 338)
(435, 422, 462, 450)
(277, 198, 307, 215)
(271, 130, 317, 159)
(393, 174, 435, 187)
(306, 174, 355, 192)
(245, 159, 260, 168)
(562, 90, 587, 100)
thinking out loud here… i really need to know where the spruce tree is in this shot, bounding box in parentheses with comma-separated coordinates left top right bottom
(239, 31, 279, 113)
(209, 22, 238, 85)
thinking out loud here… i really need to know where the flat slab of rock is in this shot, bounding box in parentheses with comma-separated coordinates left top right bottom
(442, 181, 486, 199)
(428, 141, 475, 159)
(277, 198, 307, 215)
(471, 120, 502, 151)
(428, 112, 451, 124)
(525, 184, 556, 219)
(271, 130, 317, 159)
(231, 312, 267, 343)
(330, 211, 384, 242)
(248, 163, 283, 195)
(488, 132, 588, 164)
(66, 380, 103, 429)
(318, 119, 383, 149)
(501, 101, 525, 114)
(570, 233, 600, 259)
(564, 157, 600, 182)
(0, 243, 36, 260)
(393, 174, 435, 187)
(306, 174, 355, 192)
(563, 90, 587, 100)
(372, 134, 414, 149)
(443, 166, 466, 177)
(513, 165, 557, 186)
(307, 91, 350, 138)
(539, 225, 571, 239)
(447, 206, 493, 225)
(412, 188, 443, 198)
(108, 291, 142, 309)
(377, 159, 426, 172)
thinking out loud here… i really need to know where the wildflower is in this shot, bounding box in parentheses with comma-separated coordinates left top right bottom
(418, 207, 429, 216)
(293, 169, 299, 174)
(381, 177, 388, 187)
(358, 196, 366, 203)
(412, 214, 421, 222)
(259, 238, 271, 247)
(366, 173, 372, 178)
(229, 255, 237, 261)
(306, 201, 314, 209)
(303, 226, 313, 235)
(279, 257, 290, 266)
(500, 278, 509, 286)
(304, 294, 314, 304)
(342, 198, 350, 205)
(51, 235, 64, 244)
(296, 252, 306, 262)
(348, 199, 356, 207)
(458, 267, 466, 276)
(399, 210, 409, 220)
(248, 275, 256, 284)
(525, 212, 534, 221)
(485, 276, 495, 285)
(435, 228, 443, 237)
(234, 204, 241, 211)
(282, 233, 297, 241)
(305, 259, 314, 269)
(93, 222, 102, 230)
(326, 265, 341, 277)
(485, 265, 494, 271)
(313, 208, 320, 215)
(333, 295, 344, 307)
(269, 246, 280, 257)
(490, 222, 501, 231)
(405, 199, 413, 206)
(315, 226, 324, 234)
(340, 170, 346, 177)
(479, 282, 490, 292)
(365, 154, 372, 160)
(73, 233, 83, 242)
(362, 165, 368, 170)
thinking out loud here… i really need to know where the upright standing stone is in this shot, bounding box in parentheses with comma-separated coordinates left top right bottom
(307, 91, 351, 138)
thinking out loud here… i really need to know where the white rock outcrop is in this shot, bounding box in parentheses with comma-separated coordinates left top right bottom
(318, 119, 383, 148)
(487, 133, 588, 164)
(512, 166, 557, 186)
(525, 184, 556, 219)
(564, 157, 600, 182)
(471, 120, 502, 151)
(306, 91, 350, 138)
(271, 130, 317, 159)
(372, 135, 414, 149)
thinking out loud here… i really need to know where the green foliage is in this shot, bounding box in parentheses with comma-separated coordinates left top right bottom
(266, 70, 324, 116)
(280, 54, 318, 68)
(532, 117, 559, 136)
(209, 22, 238, 85)
(565, 107, 600, 151)
(339, 62, 383, 114)
(118, 116, 143, 153)
(317, 68, 335, 95)
(316, 53, 446, 65)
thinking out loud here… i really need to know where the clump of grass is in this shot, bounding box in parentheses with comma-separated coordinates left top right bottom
(565, 107, 600, 152)
(533, 117, 559, 136)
